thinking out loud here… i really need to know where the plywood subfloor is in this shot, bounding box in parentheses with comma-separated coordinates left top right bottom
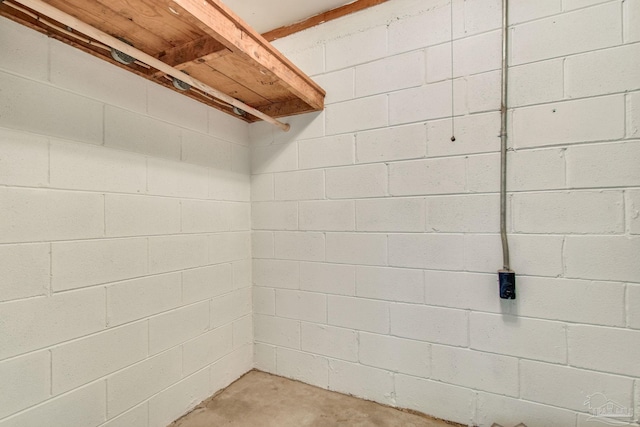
(170, 370, 462, 427)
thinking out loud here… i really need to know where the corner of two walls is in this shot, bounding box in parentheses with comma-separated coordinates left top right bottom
(250, 0, 640, 426)
(0, 16, 252, 427)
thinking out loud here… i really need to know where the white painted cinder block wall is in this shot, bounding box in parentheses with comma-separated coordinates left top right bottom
(251, 0, 640, 425)
(0, 16, 253, 427)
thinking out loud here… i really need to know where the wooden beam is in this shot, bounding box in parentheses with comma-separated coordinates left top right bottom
(14, 0, 292, 131)
(168, 0, 325, 111)
(156, 35, 226, 67)
(262, 0, 390, 42)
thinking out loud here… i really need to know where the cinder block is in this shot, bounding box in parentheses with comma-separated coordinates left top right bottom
(298, 135, 355, 170)
(148, 370, 210, 427)
(427, 194, 499, 233)
(628, 92, 640, 139)
(0, 288, 105, 360)
(470, 312, 566, 363)
(326, 163, 387, 199)
(462, 0, 502, 35)
(104, 106, 181, 160)
(356, 123, 426, 163)
(182, 264, 234, 305)
(253, 287, 275, 316)
(424, 271, 502, 313)
(251, 202, 298, 230)
(301, 323, 357, 361)
(147, 158, 209, 199)
(389, 234, 465, 270)
(464, 234, 565, 277)
(509, 0, 561, 25)
(391, 304, 468, 346)
(276, 348, 328, 389)
(209, 169, 250, 202)
(516, 277, 625, 327)
(328, 295, 389, 333)
(233, 315, 253, 350)
(251, 174, 274, 202)
(359, 332, 430, 378)
(453, 30, 501, 77)
(106, 194, 181, 237)
(107, 348, 182, 418)
(395, 375, 476, 426)
(147, 83, 208, 133)
(0, 382, 106, 427)
(511, 2, 622, 65)
(273, 113, 325, 146)
(508, 148, 565, 191)
(252, 259, 299, 289)
(567, 142, 640, 188)
(328, 360, 394, 406)
(356, 51, 425, 97)
(232, 143, 250, 174)
(325, 25, 387, 71)
(52, 322, 147, 394)
(300, 262, 356, 295)
(512, 95, 625, 148)
(565, 236, 640, 282)
(278, 44, 324, 76)
(50, 140, 146, 193)
(427, 112, 500, 157)
(181, 200, 231, 233)
(389, 157, 466, 196)
(356, 198, 425, 232)
(0, 351, 50, 419)
(149, 302, 210, 355)
(209, 232, 250, 265)
(509, 59, 564, 107)
(388, 5, 450, 54)
(253, 344, 276, 374)
(625, 0, 640, 43)
(148, 235, 208, 274)
(233, 259, 251, 290)
(182, 324, 233, 375)
(208, 109, 249, 145)
(466, 153, 499, 193)
(0, 188, 103, 245)
(50, 40, 146, 114)
(0, 71, 103, 144)
(466, 71, 501, 114)
(229, 202, 251, 231)
(326, 95, 388, 135)
(566, 44, 640, 99)
(628, 285, 640, 329)
(476, 392, 579, 427)
(313, 69, 354, 105)
(274, 170, 325, 201)
(253, 314, 300, 349)
(389, 81, 451, 126)
(568, 325, 640, 377)
(0, 243, 50, 302)
(432, 346, 518, 396)
(275, 289, 327, 323)
(425, 43, 451, 84)
(513, 191, 624, 234)
(0, 128, 48, 187)
(100, 403, 148, 427)
(209, 344, 252, 393)
(274, 232, 325, 262)
(251, 142, 297, 174)
(107, 273, 181, 327)
(356, 266, 423, 303)
(521, 360, 633, 411)
(52, 238, 147, 291)
(181, 130, 232, 169)
(299, 200, 355, 231)
(252, 232, 274, 258)
(210, 288, 251, 328)
(326, 233, 387, 266)
(0, 16, 48, 80)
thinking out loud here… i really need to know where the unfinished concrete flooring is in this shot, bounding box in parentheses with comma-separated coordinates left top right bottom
(170, 371, 459, 427)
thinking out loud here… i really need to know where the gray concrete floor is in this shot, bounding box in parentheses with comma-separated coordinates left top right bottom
(170, 370, 461, 427)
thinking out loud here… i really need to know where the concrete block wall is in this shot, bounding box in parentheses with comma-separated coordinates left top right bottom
(0, 17, 252, 427)
(252, 0, 640, 425)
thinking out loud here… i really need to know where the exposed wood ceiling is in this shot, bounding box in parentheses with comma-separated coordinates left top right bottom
(0, 0, 387, 127)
